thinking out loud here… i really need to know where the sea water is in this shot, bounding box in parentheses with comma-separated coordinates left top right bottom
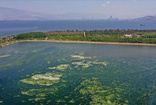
(0, 20, 156, 38)
(0, 42, 155, 105)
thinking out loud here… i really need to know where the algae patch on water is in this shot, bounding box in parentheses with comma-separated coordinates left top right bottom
(56, 64, 70, 71)
(0, 55, 10, 58)
(20, 72, 62, 86)
(48, 67, 56, 70)
(21, 88, 58, 96)
(71, 55, 91, 60)
(72, 61, 92, 68)
(74, 78, 129, 105)
(72, 60, 108, 69)
(92, 61, 108, 66)
(21, 87, 58, 103)
(48, 54, 109, 70)
(49, 64, 70, 71)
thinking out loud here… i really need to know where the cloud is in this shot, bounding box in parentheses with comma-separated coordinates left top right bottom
(101, 1, 110, 7)
(106, 1, 110, 4)
(101, 4, 106, 7)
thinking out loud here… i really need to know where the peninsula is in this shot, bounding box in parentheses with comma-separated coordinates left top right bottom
(1, 29, 156, 48)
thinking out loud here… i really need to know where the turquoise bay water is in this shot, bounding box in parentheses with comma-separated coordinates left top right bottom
(0, 42, 156, 105)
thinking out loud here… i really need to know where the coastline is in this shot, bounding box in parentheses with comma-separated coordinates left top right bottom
(0, 40, 22, 48)
(1, 39, 156, 48)
(23, 40, 156, 46)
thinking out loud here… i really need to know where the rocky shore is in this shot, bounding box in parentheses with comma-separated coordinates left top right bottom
(0, 40, 20, 48)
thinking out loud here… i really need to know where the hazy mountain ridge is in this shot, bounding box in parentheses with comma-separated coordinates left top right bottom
(0, 7, 54, 20)
(0, 7, 156, 21)
(133, 16, 156, 21)
(0, 7, 113, 20)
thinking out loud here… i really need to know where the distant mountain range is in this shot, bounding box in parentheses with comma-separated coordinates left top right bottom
(0, 7, 156, 21)
(0, 7, 111, 20)
(0, 7, 54, 20)
(133, 16, 156, 21)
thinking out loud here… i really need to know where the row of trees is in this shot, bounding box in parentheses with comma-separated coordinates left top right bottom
(11, 30, 156, 44)
(48, 35, 156, 43)
(15, 32, 47, 40)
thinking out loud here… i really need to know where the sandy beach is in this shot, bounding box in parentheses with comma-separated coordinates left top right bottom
(22, 40, 156, 46)
(1, 39, 156, 48)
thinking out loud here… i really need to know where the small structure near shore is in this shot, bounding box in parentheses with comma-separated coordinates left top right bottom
(84, 32, 86, 37)
(45, 37, 48, 40)
(124, 34, 140, 38)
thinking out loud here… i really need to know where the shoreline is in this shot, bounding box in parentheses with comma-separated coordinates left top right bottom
(1, 40, 156, 48)
(17, 40, 156, 46)
(0, 40, 21, 48)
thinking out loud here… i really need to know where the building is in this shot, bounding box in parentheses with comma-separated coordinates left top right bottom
(124, 34, 133, 37)
(124, 34, 141, 38)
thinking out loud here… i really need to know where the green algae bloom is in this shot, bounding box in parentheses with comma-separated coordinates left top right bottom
(71, 55, 92, 60)
(74, 78, 130, 105)
(21, 87, 58, 103)
(0, 55, 10, 58)
(56, 64, 70, 71)
(71, 60, 108, 69)
(92, 61, 108, 66)
(48, 67, 56, 70)
(20, 72, 62, 86)
(0, 42, 154, 105)
(72, 61, 92, 68)
(32, 73, 62, 80)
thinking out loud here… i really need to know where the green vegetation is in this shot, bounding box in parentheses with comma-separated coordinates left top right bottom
(1, 30, 156, 48)
(15, 32, 47, 40)
(0, 35, 17, 47)
(45, 30, 156, 44)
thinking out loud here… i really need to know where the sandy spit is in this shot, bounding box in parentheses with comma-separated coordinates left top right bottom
(1, 40, 156, 48)
(22, 40, 156, 46)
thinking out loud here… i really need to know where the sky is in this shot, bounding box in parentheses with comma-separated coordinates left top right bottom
(0, 0, 156, 19)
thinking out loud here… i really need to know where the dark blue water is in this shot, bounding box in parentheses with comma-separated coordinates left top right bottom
(0, 20, 156, 38)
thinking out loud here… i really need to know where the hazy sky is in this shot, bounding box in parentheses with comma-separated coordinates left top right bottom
(0, 0, 156, 19)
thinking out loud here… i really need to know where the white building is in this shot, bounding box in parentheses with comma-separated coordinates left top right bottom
(124, 34, 133, 37)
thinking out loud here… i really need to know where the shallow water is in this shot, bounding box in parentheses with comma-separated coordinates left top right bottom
(0, 42, 156, 105)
